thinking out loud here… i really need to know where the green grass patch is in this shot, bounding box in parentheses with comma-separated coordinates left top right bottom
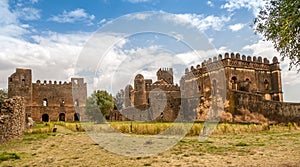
(23, 133, 56, 141)
(0, 152, 21, 162)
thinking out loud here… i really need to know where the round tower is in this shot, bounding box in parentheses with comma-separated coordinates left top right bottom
(134, 74, 146, 106)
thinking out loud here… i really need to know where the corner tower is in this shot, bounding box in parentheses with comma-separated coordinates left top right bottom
(134, 74, 146, 107)
(156, 68, 173, 84)
(8, 68, 32, 104)
(270, 57, 283, 101)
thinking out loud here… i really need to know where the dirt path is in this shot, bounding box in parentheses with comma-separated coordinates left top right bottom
(0, 127, 300, 167)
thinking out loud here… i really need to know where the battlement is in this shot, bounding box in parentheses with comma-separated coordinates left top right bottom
(158, 67, 173, 73)
(145, 83, 180, 91)
(185, 52, 280, 74)
(34, 78, 85, 86)
(34, 80, 71, 86)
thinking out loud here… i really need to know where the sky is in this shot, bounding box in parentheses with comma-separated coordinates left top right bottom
(0, 0, 299, 102)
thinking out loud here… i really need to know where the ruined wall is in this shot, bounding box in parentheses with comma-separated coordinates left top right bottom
(8, 69, 87, 122)
(231, 90, 300, 124)
(185, 53, 283, 102)
(0, 97, 26, 143)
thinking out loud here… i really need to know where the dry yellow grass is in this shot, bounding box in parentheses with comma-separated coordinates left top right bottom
(0, 123, 299, 166)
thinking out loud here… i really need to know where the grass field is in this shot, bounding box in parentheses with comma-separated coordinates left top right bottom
(0, 122, 299, 166)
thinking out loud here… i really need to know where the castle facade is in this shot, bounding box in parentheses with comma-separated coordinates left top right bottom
(8, 68, 87, 122)
(114, 53, 300, 123)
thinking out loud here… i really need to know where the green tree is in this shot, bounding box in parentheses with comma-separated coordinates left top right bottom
(254, 0, 300, 71)
(114, 89, 124, 110)
(0, 89, 8, 109)
(85, 90, 114, 122)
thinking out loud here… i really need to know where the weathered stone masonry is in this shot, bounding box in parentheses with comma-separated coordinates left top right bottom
(8, 68, 87, 122)
(119, 53, 300, 124)
(0, 97, 26, 143)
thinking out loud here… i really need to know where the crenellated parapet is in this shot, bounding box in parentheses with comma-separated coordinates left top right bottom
(145, 83, 180, 91)
(185, 53, 279, 74)
(34, 80, 72, 86)
(33, 78, 86, 87)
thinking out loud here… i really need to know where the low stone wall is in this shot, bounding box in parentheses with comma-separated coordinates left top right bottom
(0, 97, 26, 144)
(231, 90, 300, 124)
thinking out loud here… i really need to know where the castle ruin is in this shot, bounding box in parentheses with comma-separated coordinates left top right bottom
(8, 68, 87, 122)
(115, 53, 300, 123)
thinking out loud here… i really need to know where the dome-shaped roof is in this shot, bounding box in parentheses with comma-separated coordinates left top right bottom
(135, 74, 144, 80)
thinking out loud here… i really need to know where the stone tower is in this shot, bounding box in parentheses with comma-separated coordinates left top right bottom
(134, 74, 146, 107)
(157, 68, 173, 84)
(270, 57, 283, 101)
(8, 68, 32, 104)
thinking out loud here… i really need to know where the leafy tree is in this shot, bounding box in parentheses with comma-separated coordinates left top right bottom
(85, 90, 114, 122)
(254, 0, 300, 71)
(0, 89, 8, 109)
(114, 89, 124, 110)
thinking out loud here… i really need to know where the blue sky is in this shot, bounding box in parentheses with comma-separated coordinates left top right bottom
(0, 0, 299, 102)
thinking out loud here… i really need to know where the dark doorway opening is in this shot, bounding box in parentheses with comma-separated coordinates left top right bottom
(74, 113, 80, 121)
(59, 113, 66, 121)
(42, 114, 49, 122)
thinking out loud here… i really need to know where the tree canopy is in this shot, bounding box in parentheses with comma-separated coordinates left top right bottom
(254, 0, 300, 71)
(85, 90, 114, 122)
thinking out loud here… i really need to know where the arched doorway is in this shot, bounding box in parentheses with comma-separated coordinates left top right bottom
(42, 114, 49, 122)
(59, 113, 65, 121)
(74, 113, 80, 121)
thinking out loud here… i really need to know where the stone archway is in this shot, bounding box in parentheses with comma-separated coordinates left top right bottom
(42, 114, 49, 122)
(74, 113, 80, 121)
(59, 113, 66, 121)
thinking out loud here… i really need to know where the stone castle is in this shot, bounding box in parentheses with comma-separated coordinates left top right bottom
(113, 53, 300, 123)
(6, 53, 300, 124)
(8, 68, 87, 122)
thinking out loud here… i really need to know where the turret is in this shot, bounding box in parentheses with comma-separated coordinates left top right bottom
(270, 57, 283, 101)
(156, 68, 174, 84)
(134, 74, 146, 106)
(8, 68, 32, 104)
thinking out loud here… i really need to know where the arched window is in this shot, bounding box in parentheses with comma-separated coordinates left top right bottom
(61, 99, 65, 107)
(264, 79, 269, 90)
(22, 79, 25, 86)
(231, 76, 237, 90)
(74, 99, 79, 107)
(43, 98, 48, 106)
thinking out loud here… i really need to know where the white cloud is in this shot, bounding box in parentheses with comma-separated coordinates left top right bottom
(15, 7, 41, 21)
(242, 40, 300, 87)
(0, 31, 91, 89)
(167, 14, 231, 31)
(228, 23, 245, 32)
(221, 0, 267, 16)
(49, 8, 95, 24)
(125, 12, 153, 20)
(207, 1, 214, 7)
(0, 0, 29, 37)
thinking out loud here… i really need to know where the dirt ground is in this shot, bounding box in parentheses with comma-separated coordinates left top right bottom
(0, 125, 300, 167)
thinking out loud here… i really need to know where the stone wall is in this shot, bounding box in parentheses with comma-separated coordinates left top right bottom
(231, 90, 300, 124)
(8, 68, 87, 122)
(0, 97, 26, 144)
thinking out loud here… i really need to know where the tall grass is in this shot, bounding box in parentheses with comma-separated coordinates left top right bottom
(107, 122, 298, 136)
(25, 121, 298, 136)
(53, 121, 85, 132)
